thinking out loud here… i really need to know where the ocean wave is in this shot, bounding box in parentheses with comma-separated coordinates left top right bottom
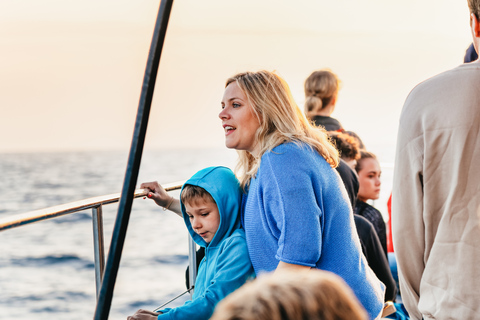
(30, 306, 70, 313)
(151, 254, 188, 265)
(8, 254, 94, 269)
(127, 298, 159, 310)
(51, 212, 92, 224)
(33, 182, 65, 189)
(5, 291, 91, 304)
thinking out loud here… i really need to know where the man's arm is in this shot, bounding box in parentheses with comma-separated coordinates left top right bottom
(392, 129, 425, 320)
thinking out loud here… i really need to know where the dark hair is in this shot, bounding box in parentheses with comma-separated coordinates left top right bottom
(343, 131, 365, 150)
(355, 150, 377, 173)
(181, 185, 215, 206)
(328, 131, 360, 161)
(469, 0, 480, 19)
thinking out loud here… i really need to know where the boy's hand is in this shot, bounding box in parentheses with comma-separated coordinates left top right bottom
(140, 181, 182, 217)
(140, 181, 172, 207)
(127, 309, 161, 320)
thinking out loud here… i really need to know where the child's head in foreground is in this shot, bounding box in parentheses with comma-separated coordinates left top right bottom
(210, 269, 368, 320)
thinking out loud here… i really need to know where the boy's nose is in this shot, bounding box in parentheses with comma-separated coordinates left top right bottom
(192, 219, 202, 229)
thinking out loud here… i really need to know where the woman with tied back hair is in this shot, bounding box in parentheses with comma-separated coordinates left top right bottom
(210, 269, 368, 320)
(304, 69, 343, 131)
(219, 70, 385, 320)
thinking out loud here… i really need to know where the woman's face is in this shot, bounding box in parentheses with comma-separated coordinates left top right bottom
(357, 158, 381, 202)
(219, 82, 261, 156)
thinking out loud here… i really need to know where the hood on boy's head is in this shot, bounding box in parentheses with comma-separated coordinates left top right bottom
(180, 166, 242, 247)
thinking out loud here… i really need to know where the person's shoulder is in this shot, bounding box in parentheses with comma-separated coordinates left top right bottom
(261, 142, 328, 173)
(270, 141, 305, 153)
(336, 159, 357, 180)
(218, 229, 247, 246)
(408, 64, 480, 99)
(357, 202, 383, 222)
(354, 214, 376, 243)
(217, 230, 250, 258)
(361, 201, 380, 214)
(354, 214, 375, 231)
(398, 65, 480, 142)
(313, 115, 343, 131)
(355, 200, 369, 214)
(264, 142, 319, 161)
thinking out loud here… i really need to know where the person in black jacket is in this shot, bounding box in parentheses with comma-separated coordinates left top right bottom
(354, 150, 388, 258)
(335, 159, 397, 302)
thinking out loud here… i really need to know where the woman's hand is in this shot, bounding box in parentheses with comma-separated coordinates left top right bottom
(127, 309, 161, 320)
(140, 181, 182, 217)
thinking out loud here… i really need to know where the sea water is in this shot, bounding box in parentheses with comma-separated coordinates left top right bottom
(0, 148, 238, 320)
(0, 146, 394, 319)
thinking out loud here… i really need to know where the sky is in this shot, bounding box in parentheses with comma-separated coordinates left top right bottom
(0, 0, 473, 159)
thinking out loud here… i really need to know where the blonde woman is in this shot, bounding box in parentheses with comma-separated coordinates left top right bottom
(304, 69, 343, 131)
(219, 70, 385, 320)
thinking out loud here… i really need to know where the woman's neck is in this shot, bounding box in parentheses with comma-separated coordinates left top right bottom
(314, 103, 335, 117)
(357, 196, 367, 203)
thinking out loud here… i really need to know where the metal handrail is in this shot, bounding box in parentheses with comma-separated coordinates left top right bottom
(0, 182, 183, 231)
(0, 181, 186, 299)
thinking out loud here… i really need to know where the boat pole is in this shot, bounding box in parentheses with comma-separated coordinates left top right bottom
(93, 0, 174, 319)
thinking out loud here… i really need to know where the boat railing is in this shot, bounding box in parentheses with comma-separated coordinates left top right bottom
(0, 180, 198, 302)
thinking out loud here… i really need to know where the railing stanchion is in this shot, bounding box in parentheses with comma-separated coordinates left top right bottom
(187, 235, 197, 295)
(94, 1, 174, 317)
(92, 205, 106, 299)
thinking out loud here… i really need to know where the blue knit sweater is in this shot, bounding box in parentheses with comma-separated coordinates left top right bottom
(242, 142, 385, 320)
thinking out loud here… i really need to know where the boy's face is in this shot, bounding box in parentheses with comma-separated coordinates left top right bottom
(184, 198, 220, 243)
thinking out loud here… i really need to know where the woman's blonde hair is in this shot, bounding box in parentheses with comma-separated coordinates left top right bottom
(304, 69, 341, 118)
(210, 269, 368, 320)
(225, 70, 339, 189)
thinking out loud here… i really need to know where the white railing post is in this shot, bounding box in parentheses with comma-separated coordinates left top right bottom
(92, 205, 106, 298)
(187, 235, 197, 296)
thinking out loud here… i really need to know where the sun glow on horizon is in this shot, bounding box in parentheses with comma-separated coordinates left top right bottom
(0, 0, 472, 155)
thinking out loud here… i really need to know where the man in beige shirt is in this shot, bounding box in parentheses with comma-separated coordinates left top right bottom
(392, 1, 480, 319)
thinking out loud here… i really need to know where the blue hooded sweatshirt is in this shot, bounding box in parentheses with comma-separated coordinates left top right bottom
(158, 166, 255, 320)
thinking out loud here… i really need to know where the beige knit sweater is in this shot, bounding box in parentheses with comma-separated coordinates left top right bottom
(393, 62, 480, 320)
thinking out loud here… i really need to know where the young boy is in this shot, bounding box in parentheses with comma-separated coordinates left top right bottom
(128, 166, 255, 320)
